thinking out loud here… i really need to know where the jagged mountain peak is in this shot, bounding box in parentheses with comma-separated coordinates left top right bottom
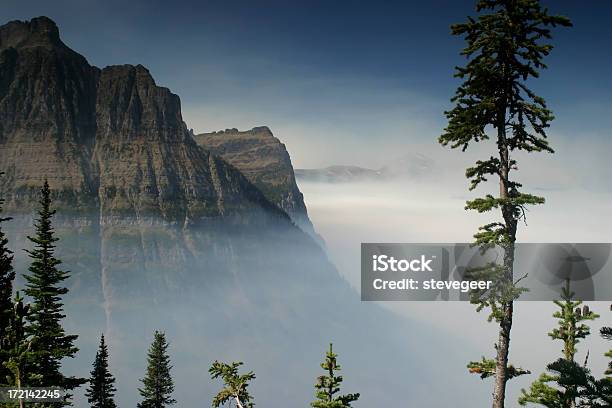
(97, 63, 187, 142)
(0, 16, 63, 51)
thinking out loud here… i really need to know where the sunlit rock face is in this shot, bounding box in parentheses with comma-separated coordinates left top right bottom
(0, 16, 327, 329)
(0, 14, 304, 310)
(195, 126, 318, 238)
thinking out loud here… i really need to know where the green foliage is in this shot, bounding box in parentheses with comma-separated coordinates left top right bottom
(440, 0, 572, 154)
(579, 307, 612, 406)
(583, 377, 612, 407)
(0, 172, 17, 385)
(468, 357, 529, 380)
(606, 348, 612, 377)
(209, 361, 255, 408)
(549, 283, 599, 361)
(1, 291, 35, 388)
(311, 344, 359, 408)
(519, 282, 598, 407)
(85, 335, 117, 408)
(441, 1, 571, 405)
(465, 261, 528, 321)
(138, 331, 176, 408)
(22, 180, 85, 402)
(519, 359, 594, 407)
(441, 0, 572, 320)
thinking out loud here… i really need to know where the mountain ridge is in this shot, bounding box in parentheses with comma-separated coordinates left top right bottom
(295, 153, 435, 183)
(0, 17, 294, 228)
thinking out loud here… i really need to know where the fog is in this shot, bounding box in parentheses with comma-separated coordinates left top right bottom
(298, 170, 612, 404)
(2, 136, 609, 407)
(5, 210, 492, 408)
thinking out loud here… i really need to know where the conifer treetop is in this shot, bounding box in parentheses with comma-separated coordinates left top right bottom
(519, 282, 599, 407)
(86, 334, 117, 408)
(138, 330, 176, 408)
(311, 343, 360, 408)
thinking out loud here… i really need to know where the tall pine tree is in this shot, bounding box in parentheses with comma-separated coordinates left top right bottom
(519, 281, 598, 407)
(22, 180, 85, 401)
(441, 2, 571, 407)
(0, 171, 17, 385)
(138, 331, 176, 408)
(209, 361, 255, 408)
(311, 343, 359, 408)
(85, 335, 117, 408)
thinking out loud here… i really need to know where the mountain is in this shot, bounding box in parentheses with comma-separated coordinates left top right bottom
(0, 17, 479, 408)
(194, 126, 316, 236)
(295, 153, 435, 183)
(295, 165, 381, 183)
(0, 17, 283, 222)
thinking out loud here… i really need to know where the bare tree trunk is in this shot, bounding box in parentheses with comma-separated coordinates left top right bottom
(492, 233, 515, 408)
(234, 396, 244, 408)
(492, 297, 513, 408)
(492, 108, 516, 408)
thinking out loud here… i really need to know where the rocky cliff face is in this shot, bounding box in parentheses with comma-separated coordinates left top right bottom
(0, 15, 322, 315)
(0, 17, 99, 211)
(0, 16, 307, 332)
(195, 127, 316, 235)
(93, 66, 286, 222)
(0, 17, 285, 224)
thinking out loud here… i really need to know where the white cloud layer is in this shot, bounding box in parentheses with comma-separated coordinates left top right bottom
(298, 174, 612, 403)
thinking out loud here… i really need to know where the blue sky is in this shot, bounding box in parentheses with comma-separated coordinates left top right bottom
(3, 0, 612, 168)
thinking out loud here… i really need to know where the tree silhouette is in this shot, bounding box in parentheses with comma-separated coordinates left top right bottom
(22, 180, 85, 403)
(85, 334, 117, 408)
(138, 331, 176, 408)
(0, 172, 16, 386)
(441, 2, 571, 406)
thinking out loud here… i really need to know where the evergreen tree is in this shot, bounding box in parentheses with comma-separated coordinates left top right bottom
(209, 361, 255, 408)
(0, 171, 17, 385)
(2, 292, 33, 391)
(519, 281, 598, 407)
(441, 2, 571, 407)
(85, 335, 117, 408)
(594, 308, 612, 405)
(22, 180, 85, 400)
(138, 331, 176, 408)
(311, 343, 359, 408)
(581, 306, 612, 407)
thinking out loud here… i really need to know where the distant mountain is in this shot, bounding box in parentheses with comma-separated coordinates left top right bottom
(296, 153, 435, 183)
(295, 165, 381, 183)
